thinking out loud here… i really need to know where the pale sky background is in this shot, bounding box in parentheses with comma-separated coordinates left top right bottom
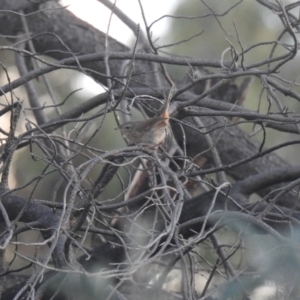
(59, 0, 178, 93)
(60, 0, 178, 45)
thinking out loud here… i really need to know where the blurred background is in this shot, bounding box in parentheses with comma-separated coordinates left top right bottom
(1, 0, 300, 217)
(0, 2, 300, 289)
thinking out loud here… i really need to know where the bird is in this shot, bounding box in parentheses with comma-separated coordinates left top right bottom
(115, 92, 172, 148)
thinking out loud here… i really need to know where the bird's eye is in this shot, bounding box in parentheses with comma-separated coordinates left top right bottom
(124, 125, 131, 130)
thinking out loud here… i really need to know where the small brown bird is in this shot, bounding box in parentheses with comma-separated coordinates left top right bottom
(115, 95, 172, 148)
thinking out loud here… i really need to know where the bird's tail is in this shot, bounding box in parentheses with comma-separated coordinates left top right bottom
(160, 85, 176, 119)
